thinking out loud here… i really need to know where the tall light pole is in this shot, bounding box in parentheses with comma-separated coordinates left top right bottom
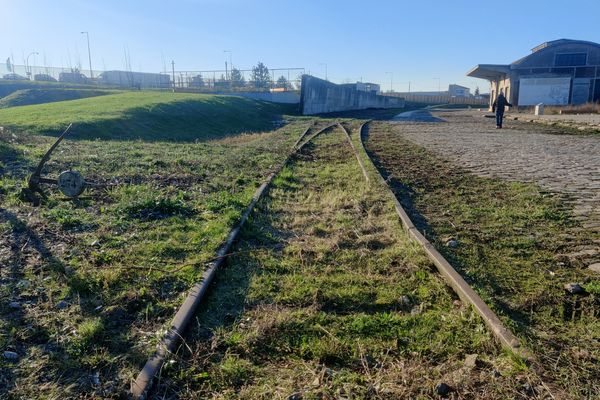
(26, 51, 39, 80)
(319, 63, 328, 81)
(433, 77, 441, 93)
(81, 31, 93, 79)
(223, 50, 232, 72)
(385, 72, 393, 92)
(397, 81, 411, 93)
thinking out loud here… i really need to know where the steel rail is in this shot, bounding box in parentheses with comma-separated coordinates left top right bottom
(356, 120, 529, 359)
(337, 122, 370, 183)
(131, 123, 337, 399)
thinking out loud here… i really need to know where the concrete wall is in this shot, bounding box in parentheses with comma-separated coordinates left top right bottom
(300, 75, 404, 115)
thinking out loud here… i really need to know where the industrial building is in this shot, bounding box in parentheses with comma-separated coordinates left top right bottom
(340, 82, 381, 94)
(468, 39, 600, 107)
(97, 70, 171, 89)
(448, 84, 471, 97)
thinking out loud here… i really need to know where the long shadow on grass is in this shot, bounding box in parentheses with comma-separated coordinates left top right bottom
(34, 98, 294, 142)
(0, 209, 147, 396)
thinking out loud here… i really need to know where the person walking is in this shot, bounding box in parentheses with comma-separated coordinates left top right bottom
(492, 90, 512, 129)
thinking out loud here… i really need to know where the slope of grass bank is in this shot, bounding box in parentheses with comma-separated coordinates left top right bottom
(0, 88, 114, 108)
(0, 91, 294, 141)
(365, 121, 599, 398)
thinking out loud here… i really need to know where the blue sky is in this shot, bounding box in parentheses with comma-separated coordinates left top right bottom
(3, 0, 600, 92)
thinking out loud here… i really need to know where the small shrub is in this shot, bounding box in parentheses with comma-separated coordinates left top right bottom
(69, 318, 105, 355)
(217, 355, 255, 387)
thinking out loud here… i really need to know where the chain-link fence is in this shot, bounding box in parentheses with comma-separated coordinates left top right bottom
(0, 61, 304, 92)
(168, 68, 304, 91)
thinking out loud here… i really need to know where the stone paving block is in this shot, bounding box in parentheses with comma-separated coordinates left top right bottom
(394, 109, 600, 250)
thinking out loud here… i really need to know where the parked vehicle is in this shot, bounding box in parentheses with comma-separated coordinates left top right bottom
(59, 69, 90, 84)
(2, 73, 28, 80)
(34, 73, 58, 82)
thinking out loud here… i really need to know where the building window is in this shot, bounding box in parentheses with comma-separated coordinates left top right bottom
(555, 53, 587, 67)
(575, 67, 595, 78)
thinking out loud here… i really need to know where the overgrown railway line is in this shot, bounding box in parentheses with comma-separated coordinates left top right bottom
(131, 120, 546, 399)
(132, 123, 340, 398)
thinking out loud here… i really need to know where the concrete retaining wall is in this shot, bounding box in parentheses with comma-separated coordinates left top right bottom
(300, 75, 405, 115)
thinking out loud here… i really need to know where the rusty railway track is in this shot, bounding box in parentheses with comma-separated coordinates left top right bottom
(131, 122, 366, 399)
(132, 119, 535, 398)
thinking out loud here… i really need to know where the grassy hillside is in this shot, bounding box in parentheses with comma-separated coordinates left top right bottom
(0, 91, 295, 141)
(0, 88, 113, 108)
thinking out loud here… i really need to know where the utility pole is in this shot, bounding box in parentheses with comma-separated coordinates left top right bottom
(81, 31, 93, 79)
(319, 63, 328, 80)
(433, 77, 441, 93)
(225, 61, 228, 81)
(385, 72, 393, 92)
(26, 51, 39, 80)
(223, 50, 232, 76)
(171, 60, 175, 91)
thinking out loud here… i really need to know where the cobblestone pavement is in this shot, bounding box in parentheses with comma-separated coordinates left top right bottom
(390, 109, 600, 233)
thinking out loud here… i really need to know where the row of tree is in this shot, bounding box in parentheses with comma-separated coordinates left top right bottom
(189, 62, 296, 90)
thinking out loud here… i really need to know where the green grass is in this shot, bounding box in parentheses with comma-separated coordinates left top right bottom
(0, 88, 114, 108)
(365, 121, 600, 398)
(157, 124, 538, 399)
(0, 118, 306, 398)
(0, 91, 293, 141)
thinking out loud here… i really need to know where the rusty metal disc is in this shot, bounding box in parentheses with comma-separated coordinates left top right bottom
(57, 170, 85, 197)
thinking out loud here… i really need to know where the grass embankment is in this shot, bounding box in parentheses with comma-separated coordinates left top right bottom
(0, 112, 306, 398)
(365, 121, 600, 398)
(0, 88, 114, 108)
(0, 91, 293, 141)
(156, 123, 540, 399)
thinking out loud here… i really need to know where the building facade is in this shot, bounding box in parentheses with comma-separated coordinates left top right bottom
(448, 84, 471, 97)
(467, 39, 600, 107)
(340, 82, 381, 94)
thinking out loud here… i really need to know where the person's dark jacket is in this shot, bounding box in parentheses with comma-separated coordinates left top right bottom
(492, 94, 512, 113)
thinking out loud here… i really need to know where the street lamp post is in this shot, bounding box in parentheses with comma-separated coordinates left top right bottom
(319, 63, 328, 81)
(81, 31, 93, 79)
(433, 77, 441, 93)
(26, 51, 39, 80)
(223, 50, 233, 75)
(385, 72, 393, 92)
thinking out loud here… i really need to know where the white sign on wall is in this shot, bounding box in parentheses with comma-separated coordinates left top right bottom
(518, 77, 571, 105)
